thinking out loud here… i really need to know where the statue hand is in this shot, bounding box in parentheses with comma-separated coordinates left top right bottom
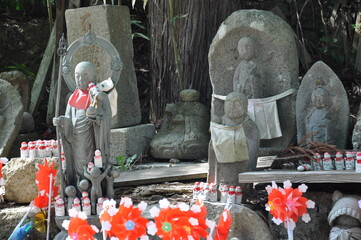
(53, 116, 64, 128)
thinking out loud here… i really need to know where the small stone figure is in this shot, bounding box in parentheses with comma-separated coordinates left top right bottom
(87, 162, 94, 173)
(209, 183, 218, 202)
(297, 164, 313, 171)
(28, 141, 36, 159)
(20, 142, 28, 158)
(227, 186, 236, 204)
(356, 153, 361, 173)
(83, 165, 111, 214)
(235, 186, 243, 204)
(105, 168, 120, 199)
(94, 149, 103, 168)
(61, 153, 66, 171)
(345, 151, 355, 170)
(97, 197, 105, 215)
(328, 190, 361, 240)
(51, 140, 59, 157)
(55, 198, 65, 217)
(38, 140, 46, 158)
(82, 196, 91, 216)
(335, 152, 345, 171)
(203, 183, 210, 201)
(193, 182, 201, 200)
(65, 185, 77, 214)
(312, 153, 323, 171)
(323, 152, 334, 171)
(72, 197, 81, 212)
(220, 185, 228, 203)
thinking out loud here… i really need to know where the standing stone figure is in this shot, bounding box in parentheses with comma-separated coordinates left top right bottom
(53, 61, 112, 192)
(305, 87, 332, 143)
(233, 36, 263, 98)
(208, 92, 259, 187)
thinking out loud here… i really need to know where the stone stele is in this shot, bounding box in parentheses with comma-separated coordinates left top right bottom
(150, 89, 210, 160)
(208, 9, 299, 156)
(0, 79, 23, 157)
(296, 61, 349, 149)
(65, 5, 141, 128)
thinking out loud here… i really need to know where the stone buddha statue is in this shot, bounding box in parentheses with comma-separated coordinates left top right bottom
(150, 89, 210, 160)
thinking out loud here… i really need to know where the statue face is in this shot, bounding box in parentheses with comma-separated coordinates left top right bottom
(237, 37, 256, 61)
(75, 62, 96, 90)
(224, 98, 247, 119)
(311, 88, 329, 109)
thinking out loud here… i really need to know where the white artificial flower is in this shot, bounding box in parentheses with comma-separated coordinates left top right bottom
(191, 204, 201, 213)
(272, 217, 283, 225)
(78, 211, 87, 220)
(140, 235, 149, 240)
(102, 221, 112, 231)
(279, 188, 286, 194)
(179, 202, 190, 212)
(108, 206, 118, 217)
(222, 211, 228, 221)
(286, 219, 296, 231)
(104, 199, 117, 208)
(206, 219, 216, 229)
(35, 180, 39, 184)
(149, 206, 160, 218)
(306, 200, 315, 209)
(159, 198, 170, 209)
(138, 201, 147, 211)
(265, 185, 273, 194)
(62, 220, 70, 230)
(283, 180, 292, 189)
(272, 181, 278, 189)
(302, 213, 311, 223)
(110, 237, 119, 240)
(265, 204, 270, 212)
(147, 221, 157, 235)
(188, 235, 195, 240)
(91, 225, 99, 233)
(298, 184, 308, 193)
(189, 217, 199, 226)
(68, 208, 78, 218)
(120, 197, 133, 208)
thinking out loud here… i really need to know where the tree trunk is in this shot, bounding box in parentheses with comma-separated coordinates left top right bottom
(148, 0, 244, 121)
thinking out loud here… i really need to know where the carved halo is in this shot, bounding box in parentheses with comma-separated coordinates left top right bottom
(62, 31, 123, 92)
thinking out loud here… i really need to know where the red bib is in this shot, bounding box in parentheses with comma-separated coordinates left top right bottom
(68, 89, 91, 109)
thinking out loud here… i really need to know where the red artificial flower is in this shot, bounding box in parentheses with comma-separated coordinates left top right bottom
(214, 209, 232, 240)
(267, 187, 288, 222)
(283, 187, 308, 223)
(187, 200, 209, 240)
(67, 216, 98, 240)
(34, 192, 49, 209)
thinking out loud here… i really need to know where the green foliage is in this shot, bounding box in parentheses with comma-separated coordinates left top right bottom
(130, 18, 149, 40)
(115, 154, 137, 172)
(5, 62, 36, 79)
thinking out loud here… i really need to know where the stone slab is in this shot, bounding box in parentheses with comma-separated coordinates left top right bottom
(65, 5, 141, 128)
(114, 163, 208, 187)
(109, 124, 155, 163)
(0, 79, 23, 157)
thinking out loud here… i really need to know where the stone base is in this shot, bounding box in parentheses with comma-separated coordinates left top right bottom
(109, 124, 155, 163)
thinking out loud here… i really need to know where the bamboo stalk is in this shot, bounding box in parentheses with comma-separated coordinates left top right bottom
(46, 0, 53, 31)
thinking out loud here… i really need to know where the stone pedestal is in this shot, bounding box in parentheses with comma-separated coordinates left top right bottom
(65, 5, 141, 128)
(109, 124, 155, 163)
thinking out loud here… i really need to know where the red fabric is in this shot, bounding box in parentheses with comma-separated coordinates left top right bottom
(68, 89, 91, 109)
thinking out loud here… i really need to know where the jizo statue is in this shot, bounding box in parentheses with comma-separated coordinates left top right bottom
(53, 61, 112, 193)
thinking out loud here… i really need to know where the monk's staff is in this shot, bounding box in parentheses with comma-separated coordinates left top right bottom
(55, 34, 67, 199)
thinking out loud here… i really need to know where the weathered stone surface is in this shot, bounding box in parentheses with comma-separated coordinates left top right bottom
(296, 61, 349, 149)
(3, 157, 59, 203)
(0, 206, 58, 239)
(0, 79, 23, 157)
(110, 124, 155, 163)
(150, 90, 210, 159)
(208, 10, 298, 156)
(65, 5, 141, 128)
(20, 111, 35, 133)
(205, 202, 273, 240)
(0, 70, 30, 112)
(353, 105, 361, 150)
(269, 191, 332, 240)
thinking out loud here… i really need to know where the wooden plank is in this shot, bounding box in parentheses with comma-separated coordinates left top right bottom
(238, 170, 361, 184)
(114, 163, 208, 187)
(29, 25, 56, 115)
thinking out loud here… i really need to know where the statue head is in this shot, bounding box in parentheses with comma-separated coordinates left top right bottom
(237, 36, 256, 61)
(311, 87, 330, 109)
(90, 166, 102, 177)
(65, 185, 77, 197)
(74, 61, 97, 90)
(224, 92, 248, 120)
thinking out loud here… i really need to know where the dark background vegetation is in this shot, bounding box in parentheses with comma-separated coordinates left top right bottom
(1, 0, 361, 147)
